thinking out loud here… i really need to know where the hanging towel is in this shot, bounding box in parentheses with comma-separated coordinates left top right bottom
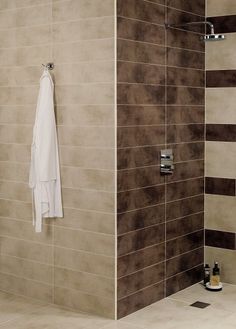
(29, 69, 63, 233)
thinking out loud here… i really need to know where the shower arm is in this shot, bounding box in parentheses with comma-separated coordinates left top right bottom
(165, 21, 215, 35)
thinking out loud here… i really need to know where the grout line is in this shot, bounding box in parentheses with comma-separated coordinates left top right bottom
(117, 260, 165, 280)
(0, 15, 115, 33)
(167, 245, 204, 264)
(53, 284, 114, 301)
(166, 263, 204, 281)
(0, 232, 115, 259)
(0, 217, 112, 237)
(117, 278, 164, 301)
(114, 0, 118, 320)
(166, 229, 204, 244)
(117, 176, 204, 193)
(118, 159, 204, 171)
(0, 178, 116, 193)
(118, 37, 206, 54)
(0, 198, 115, 215)
(118, 222, 165, 238)
(118, 141, 205, 150)
(166, 210, 204, 224)
(117, 59, 205, 71)
(0, 37, 115, 51)
(0, 214, 114, 235)
(0, 270, 52, 287)
(164, 2, 167, 298)
(117, 193, 204, 215)
(117, 82, 205, 89)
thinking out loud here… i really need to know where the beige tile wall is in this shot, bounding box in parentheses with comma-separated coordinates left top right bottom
(207, 0, 236, 17)
(0, 0, 115, 318)
(205, 195, 236, 232)
(206, 0, 236, 284)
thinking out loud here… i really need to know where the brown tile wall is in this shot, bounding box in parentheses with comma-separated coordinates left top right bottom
(117, 0, 205, 318)
(0, 0, 115, 319)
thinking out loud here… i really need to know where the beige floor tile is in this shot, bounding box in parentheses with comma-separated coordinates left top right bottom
(215, 313, 236, 329)
(121, 295, 233, 329)
(99, 322, 141, 329)
(0, 305, 110, 329)
(169, 283, 236, 313)
(0, 294, 46, 324)
(0, 284, 234, 328)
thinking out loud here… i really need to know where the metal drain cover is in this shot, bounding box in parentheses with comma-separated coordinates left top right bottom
(190, 301, 210, 309)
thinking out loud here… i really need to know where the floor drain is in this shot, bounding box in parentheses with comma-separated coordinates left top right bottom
(190, 301, 210, 309)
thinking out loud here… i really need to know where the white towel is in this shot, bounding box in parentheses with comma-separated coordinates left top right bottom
(29, 69, 63, 232)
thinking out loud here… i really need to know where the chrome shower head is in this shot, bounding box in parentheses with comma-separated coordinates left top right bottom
(202, 33, 226, 42)
(165, 21, 226, 43)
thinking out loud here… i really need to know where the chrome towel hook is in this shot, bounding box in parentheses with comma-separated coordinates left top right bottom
(42, 63, 54, 70)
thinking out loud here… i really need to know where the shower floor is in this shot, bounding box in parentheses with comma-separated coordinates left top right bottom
(0, 283, 235, 328)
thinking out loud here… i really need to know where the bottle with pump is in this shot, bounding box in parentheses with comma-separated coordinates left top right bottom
(210, 262, 220, 287)
(204, 264, 211, 286)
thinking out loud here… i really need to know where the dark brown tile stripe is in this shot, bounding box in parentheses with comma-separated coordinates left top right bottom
(118, 84, 165, 105)
(167, 28, 205, 52)
(166, 230, 204, 259)
(118, 39, 166, 65)
(117, 204, 165, 235)
(166, 264, 204, 297)
(167, 87, 205, 105)
(167, 106, 205, 124)
(166, 160, 204, 183)
(166, 195, 204, 221)
(207, 15, 236, 34)
(117, 126, 165, 148)
(117, 17, 165, 45)
(167, 124, 205, 143)
(167, 47, 205, 70)
(117, 262, 165, 299)
(117, 281, 165, 319)
(117, 223, 165, 256)
(206, 70, 236, 88)
(205, 177, 236, 196)
(168, 67, 205, 87)
(167, 7, 205, 33)
(166, 247, 204, 278)
(117, 185, 165, 213)
(206, 124, 236, 142)
(118, 166, 164, 191)
(117, 243, 165, 278)
(117, 142, 204, 170)
(167, 0, 205, 16)
(166, 212, 204, 240)
(117, 105, 165, 126)
(117, 0, 165, 24)
(205, 229, 236, 250)
(169, 142, 205, 163)
(149, 0, 165, 5)
(118, 62, 166, 85)
(167, 178, 204, 202)
(117, 145, 164, 170)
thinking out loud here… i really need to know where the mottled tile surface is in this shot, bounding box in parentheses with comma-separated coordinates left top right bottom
(117, 0, 205, 317)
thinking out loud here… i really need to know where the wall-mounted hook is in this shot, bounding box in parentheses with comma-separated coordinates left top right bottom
(42, 63, 54, 70)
